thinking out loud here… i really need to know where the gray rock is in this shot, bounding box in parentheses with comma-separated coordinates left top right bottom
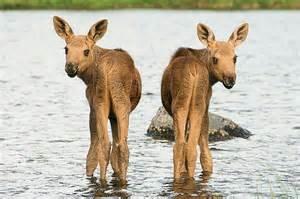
(147, 107, 252, 142)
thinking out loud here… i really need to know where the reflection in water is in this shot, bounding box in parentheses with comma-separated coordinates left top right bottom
(161, 173, 223, 198)
(79, 176, 130, 198)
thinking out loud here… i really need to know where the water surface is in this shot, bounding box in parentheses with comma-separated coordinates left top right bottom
(0, 10, 299, 198)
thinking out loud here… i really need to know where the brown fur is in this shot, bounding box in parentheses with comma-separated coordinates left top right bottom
(161, 23, 249, 179)
(53, 16, 141, 183)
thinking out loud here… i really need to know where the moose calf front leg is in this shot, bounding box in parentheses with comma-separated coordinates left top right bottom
(86, 109, 99, 176)
(95, 108, 111, 181)
(199, 111, 212, 173)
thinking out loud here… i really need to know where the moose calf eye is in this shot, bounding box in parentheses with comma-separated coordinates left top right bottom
(212, 57, 218, 65)
(84, 49, 90, 57)
(233, 55, 238, 64)
(64, 47, 68, 55)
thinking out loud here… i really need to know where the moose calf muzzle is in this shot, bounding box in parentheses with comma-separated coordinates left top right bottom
(65, 63, 78, 78)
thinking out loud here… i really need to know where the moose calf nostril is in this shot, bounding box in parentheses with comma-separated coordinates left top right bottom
(65, 63, 78, 73)
(223, 76, 236, 89)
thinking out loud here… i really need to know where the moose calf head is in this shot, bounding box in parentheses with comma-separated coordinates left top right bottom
(197, 23, 249, 89)
(53, 16, 108, 78)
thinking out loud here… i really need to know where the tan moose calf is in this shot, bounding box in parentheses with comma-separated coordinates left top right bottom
(161, 23, 249, 179)
(53, 16, 142, 183)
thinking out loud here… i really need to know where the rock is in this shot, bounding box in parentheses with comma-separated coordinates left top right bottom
(147, 107, 252, 142)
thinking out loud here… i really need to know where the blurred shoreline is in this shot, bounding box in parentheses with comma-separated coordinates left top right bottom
(1, 0, 300, 10)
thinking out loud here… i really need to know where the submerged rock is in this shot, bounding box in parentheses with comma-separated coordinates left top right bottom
(147, 107, 252, 142)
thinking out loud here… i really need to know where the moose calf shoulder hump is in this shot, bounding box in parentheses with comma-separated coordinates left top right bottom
(53, 16, 142, 183)
(161, 22, 249, 179)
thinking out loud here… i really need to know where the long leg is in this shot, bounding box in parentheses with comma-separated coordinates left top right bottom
(173, 108, 189, 180)
(110, 117, 120, 176)
(110, 82, 131, 182)
(185, 78, 207, 178)
(95, 107, 111, 181)
(115, 105, 130, 182)
(186, 109, 203, 178)
(117, 116, 129, 182)
(199, 110, 212, 173)
(86, 108, 98, 176)
(171, 76, 194, 180)
(185, 101, 206, 178)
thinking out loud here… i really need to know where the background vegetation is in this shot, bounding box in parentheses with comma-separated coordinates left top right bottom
(1, 0, 300, 10)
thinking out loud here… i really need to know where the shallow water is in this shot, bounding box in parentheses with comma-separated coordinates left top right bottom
(0, 10, 299, 198)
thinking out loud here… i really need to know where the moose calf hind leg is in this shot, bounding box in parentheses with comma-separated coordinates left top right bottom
(173, 142, 186, 180)
(186, 111, 202, 178)
(110, 118, 120, 176)
(199, 113, 213, 173)
(113, 105, 130, 182)
(111, 143, 120, 176)
(118, 141, 129, 182)
(200, 138, 212, 173)
(173, 109, 189, 180)
(185, 143, 198, 178)
(97, 140, 111, 181)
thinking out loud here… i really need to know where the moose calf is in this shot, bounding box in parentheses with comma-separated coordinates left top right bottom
(161, 23, 249, 179)
(53, 16, 141, 183)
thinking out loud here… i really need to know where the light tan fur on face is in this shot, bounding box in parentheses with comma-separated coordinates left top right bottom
(53, 16, 142, 183)
(161, 23, 248, 180)
(65, 36, 93, 73)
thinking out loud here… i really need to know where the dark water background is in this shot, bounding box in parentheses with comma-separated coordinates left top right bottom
(0, 10, 299, 198)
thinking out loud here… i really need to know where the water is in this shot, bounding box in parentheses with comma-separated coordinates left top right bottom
(0, 10, 299, 198)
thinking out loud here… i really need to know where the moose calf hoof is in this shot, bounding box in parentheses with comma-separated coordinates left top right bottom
(173, 176, 185, 184)
(86, 175, 97, 184)
(201, 170, 212, 177)
(174, 172, 183, 181)
(119, 178, 128, 187)
(86, 170, 94, 177)
(99, 178, 108, 187)
(112, 172, 120, 177)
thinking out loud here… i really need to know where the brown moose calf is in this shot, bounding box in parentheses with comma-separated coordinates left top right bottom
(161, 23, 249, 179)
(53, 16, 141, 183)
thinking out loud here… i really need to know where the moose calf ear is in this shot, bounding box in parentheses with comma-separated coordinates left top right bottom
(53, 16, 74, 42)
(197, 23, 216, 47)
(228, 23, 249, 47)
(87, 19, 108, 43)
